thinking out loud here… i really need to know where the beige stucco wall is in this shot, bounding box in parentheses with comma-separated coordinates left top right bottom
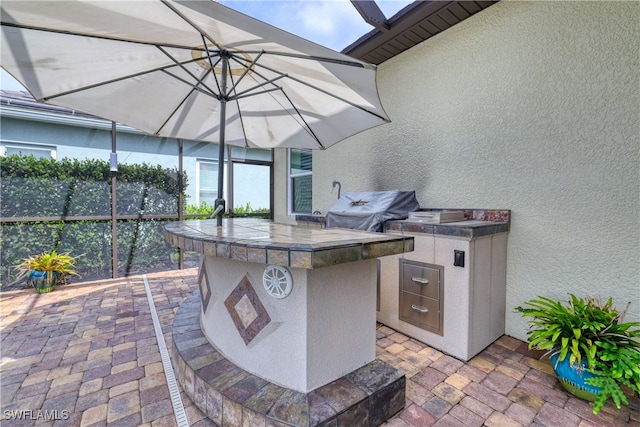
(308, 1, 639, 341)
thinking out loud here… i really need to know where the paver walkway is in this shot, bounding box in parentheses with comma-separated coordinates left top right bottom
(1, 270, 638, 426)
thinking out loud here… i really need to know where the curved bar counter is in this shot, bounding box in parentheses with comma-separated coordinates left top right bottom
(165, 219, 414, 426)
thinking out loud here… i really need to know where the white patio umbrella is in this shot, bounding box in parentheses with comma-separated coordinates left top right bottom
(1, 0, 390, 225)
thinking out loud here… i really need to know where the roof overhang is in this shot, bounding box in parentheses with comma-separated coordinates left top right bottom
(344, 1, 499, 64)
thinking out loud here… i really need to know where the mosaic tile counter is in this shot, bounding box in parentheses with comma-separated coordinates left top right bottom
(164, 219, 414, 426)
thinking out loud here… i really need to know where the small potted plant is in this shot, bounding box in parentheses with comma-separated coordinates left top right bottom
(515, 294, 640, 414)
(15, 250, 79, 293)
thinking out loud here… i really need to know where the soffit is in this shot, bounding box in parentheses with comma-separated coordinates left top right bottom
(344, 1, 499, 65)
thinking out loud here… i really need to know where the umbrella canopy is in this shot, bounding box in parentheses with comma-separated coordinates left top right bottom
(1, 0, 390, 224)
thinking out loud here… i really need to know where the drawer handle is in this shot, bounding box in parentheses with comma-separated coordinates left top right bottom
(411, 304, 429, 313)
(411, 277, 429, 284)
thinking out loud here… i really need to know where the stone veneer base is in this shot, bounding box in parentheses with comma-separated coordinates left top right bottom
(172, 291, 406, 426)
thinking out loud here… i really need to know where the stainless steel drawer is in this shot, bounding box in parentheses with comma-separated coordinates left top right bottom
(401, 262, 440, 299)
(399, 292, 441, 332)
(398, 259, 444, 335)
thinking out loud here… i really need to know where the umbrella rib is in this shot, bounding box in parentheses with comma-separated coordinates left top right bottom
(157, 49, 225, 136)
(226, 51, 265, 95)
(39, 62, 194, 101)
(154, 84, 201, 136)
(201, 35, 219, 72)
(232, 85, 283, 101)
(156, 45, 220, 98)
(226, 73, 251, 148)
(160, 69, 220, 100)
(160, 0, 222, 50)
(227, 63, 325, 148)
(278, 89, 325, 149)
(0, 21, 198, 52)
(199, 35, 223, 96)
(252, 60, 389, 122)
(240, 49, 369, 70)
(1, 21, 222, 100)
(224, 53, 291, 100)
(229, 75, 288, 100)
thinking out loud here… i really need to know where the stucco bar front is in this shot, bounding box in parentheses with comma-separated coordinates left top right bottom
(164, 219, 413, 425)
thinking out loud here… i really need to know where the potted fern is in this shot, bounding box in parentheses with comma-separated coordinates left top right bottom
(15, 250, 79, 293)
(515, 294, 640, 414)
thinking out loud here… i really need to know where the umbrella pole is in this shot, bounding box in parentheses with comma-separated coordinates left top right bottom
(215, 53, 229, 226)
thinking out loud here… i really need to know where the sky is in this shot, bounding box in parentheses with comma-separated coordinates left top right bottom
(0, 0, 413, 92)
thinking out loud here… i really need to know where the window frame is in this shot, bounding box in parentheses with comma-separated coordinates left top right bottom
(0, 140, 56, 159)
(287, 148, 312, 215)
(195, 158, 224, 208)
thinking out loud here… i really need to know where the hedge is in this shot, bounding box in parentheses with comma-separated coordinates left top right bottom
(1, 155, 188, 287)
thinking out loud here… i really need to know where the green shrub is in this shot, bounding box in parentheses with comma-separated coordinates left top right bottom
(185, 201, 216, 218)
(232, 202, 269, 215)
(184, 201, 270, 219)
(1, 155, 187, 286)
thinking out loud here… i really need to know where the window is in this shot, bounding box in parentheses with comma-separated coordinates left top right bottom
(1, 142, 55, 159)
(229, 147, 272, 214)
(196, 160, 222, 208)
(288, 149, 312, 214)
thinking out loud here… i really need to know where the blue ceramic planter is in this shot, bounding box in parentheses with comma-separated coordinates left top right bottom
(550, 352, 600, 401)
(28, 270, 57, 293)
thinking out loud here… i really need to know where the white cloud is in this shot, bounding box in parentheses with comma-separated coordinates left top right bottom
(292, 1, 371, 48)
(221, 0, 371, 51)
(220, 0, 415, 51)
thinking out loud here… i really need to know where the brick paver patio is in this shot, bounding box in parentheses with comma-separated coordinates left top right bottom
(1, 269, 638, 426)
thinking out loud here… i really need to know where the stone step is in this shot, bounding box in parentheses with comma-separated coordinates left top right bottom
(172, 291, 405, 426)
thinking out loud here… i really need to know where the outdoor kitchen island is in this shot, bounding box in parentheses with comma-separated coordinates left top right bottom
(164, 218, 414, 426)
(379, 210, 510, 362)
(297, 209, 510, 362)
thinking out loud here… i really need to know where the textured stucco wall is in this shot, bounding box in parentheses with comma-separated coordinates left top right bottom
(200, 256, 376, 392)
(311, 1, 639, 340)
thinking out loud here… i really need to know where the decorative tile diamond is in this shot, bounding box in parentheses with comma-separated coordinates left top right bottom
(235, 295, 258, 328)
(224, 275, 271, 345)
(198, 260, 212, 312)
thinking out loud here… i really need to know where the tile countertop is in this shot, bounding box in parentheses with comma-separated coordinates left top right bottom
(384, 209, 511, 239)
(164, 218, 414, 269)
(297, 209, 510, 239)
(384, 220, 509, 239)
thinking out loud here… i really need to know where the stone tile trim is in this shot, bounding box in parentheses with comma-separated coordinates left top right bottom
(164, 218, 414, 270)
(385, 221, 510, 238)
(297, 209, 510, 239)
(385, 209, 511, 238)
(172, 291, 406, 426)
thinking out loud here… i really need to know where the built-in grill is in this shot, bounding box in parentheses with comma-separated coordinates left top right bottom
(325, 190, 420, 232)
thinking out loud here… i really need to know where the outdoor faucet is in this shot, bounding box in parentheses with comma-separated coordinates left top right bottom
(332, 181, 341, 199)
